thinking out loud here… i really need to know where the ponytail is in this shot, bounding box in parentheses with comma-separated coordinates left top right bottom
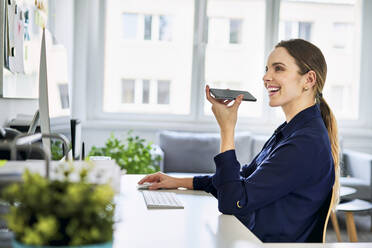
(318, 96, 340, 209)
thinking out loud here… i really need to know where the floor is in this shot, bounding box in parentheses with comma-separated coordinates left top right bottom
(326, 212, 372, 242)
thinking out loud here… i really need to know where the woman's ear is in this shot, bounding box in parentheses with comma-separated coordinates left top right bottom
(305, 70, 316, 89)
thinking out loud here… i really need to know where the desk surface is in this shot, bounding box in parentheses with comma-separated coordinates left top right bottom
(114, 174, 262, 248)
(115, 174, 372, 248)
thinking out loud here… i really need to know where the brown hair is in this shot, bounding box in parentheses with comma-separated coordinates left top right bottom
(275, 39, 340, 209)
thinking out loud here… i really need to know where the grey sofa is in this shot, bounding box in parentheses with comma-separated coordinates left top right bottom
(157, 130, 256, 173)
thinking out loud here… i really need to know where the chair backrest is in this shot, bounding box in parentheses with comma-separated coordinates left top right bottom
(306, 190, 333, 243)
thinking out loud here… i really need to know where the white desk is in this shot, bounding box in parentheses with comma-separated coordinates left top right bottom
(114, 175, 372, 248)
(114, 175, 262, 248)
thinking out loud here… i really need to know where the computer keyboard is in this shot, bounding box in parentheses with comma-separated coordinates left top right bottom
(142, 190, 184, 209)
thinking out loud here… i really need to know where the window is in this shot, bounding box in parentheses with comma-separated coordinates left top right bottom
(229, 19, 243, 44)
(121, 79, 135, 103)
(280, 21, 312, 41)
(121, 13, 173, 42)
(279, 0, 361, 120)
(122, 13, 138, 39)
(159, 16, 172, 41)
(97, 0, 364, 126)
(142, 79, 150, 103)
(104, 0, 194, 114)
(144, 15, 152, 40)
(157, 80, 170, 104)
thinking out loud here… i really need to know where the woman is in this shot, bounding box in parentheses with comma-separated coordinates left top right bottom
(138, 39, 339, 242)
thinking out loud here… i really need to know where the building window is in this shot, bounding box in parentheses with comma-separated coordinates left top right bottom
(298, 22, 311, 41)
(144, 15, 152, 40)
(121, 79, 135, 103)
(122, 13, 138, 39)
(229, 19, 243, 44)
(159, 15, 172, 41)
(142, 79, 150, 104)
(157, 80, 170, 104)
(122, 13, 173, 42)
(280, 21, 312, 41)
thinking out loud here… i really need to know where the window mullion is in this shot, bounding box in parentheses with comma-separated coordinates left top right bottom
(263, 0, 281, 125)
(359, 0, 372, 127)
(190, 0, 208, 121)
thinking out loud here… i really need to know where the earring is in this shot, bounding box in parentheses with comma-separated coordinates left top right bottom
(304, 87, 309, 91)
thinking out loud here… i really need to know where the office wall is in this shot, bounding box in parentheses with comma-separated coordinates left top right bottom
(0, 0, 74, 129)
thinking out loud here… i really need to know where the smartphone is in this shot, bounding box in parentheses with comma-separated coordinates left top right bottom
(209, 88, 257, 102)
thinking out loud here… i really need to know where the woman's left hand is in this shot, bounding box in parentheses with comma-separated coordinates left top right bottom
(205, 85, 243, 133)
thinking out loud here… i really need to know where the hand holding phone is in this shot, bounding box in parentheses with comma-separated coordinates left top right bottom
(209, 88, 257, 102)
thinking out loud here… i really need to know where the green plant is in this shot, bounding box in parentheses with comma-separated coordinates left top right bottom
(1, 165, 115, 246)
(51, 140, 64, 161)
(88, 131, 161, 174)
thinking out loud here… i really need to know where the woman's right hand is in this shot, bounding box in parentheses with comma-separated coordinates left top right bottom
(138, 172, 181, 190)
(205, 85, 243, 133)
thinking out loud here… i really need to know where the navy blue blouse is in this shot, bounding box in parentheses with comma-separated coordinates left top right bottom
(193, 104, 335, 242)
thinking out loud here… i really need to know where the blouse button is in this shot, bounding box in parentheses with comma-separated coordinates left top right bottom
(237, 201, 242, 208)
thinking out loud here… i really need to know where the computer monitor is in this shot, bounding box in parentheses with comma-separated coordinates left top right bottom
(35, 28, 71, 155)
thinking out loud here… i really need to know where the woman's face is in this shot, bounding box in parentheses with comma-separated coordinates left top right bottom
(263, 47, 308, 108)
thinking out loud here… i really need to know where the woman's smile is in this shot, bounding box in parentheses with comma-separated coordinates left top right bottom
(267, 85, 281, 97)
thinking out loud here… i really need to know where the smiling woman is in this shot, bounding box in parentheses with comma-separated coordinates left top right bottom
(139, 39, 339, 243)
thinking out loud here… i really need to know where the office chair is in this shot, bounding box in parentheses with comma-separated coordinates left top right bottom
(306, 190, 334, 243)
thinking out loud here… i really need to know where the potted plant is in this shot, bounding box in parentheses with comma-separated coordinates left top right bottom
(51, 140, 65, 161)
(1, 164, 115, 247)
(89, 131, 161, 174)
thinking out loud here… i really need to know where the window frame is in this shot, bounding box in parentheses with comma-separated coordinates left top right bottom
(77, 0, 372, 134)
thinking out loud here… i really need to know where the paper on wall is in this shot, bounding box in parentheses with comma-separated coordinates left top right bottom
(7, 0, 17, 73)
(6, 0, 25, 73)
(15, 9, 25, 73)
